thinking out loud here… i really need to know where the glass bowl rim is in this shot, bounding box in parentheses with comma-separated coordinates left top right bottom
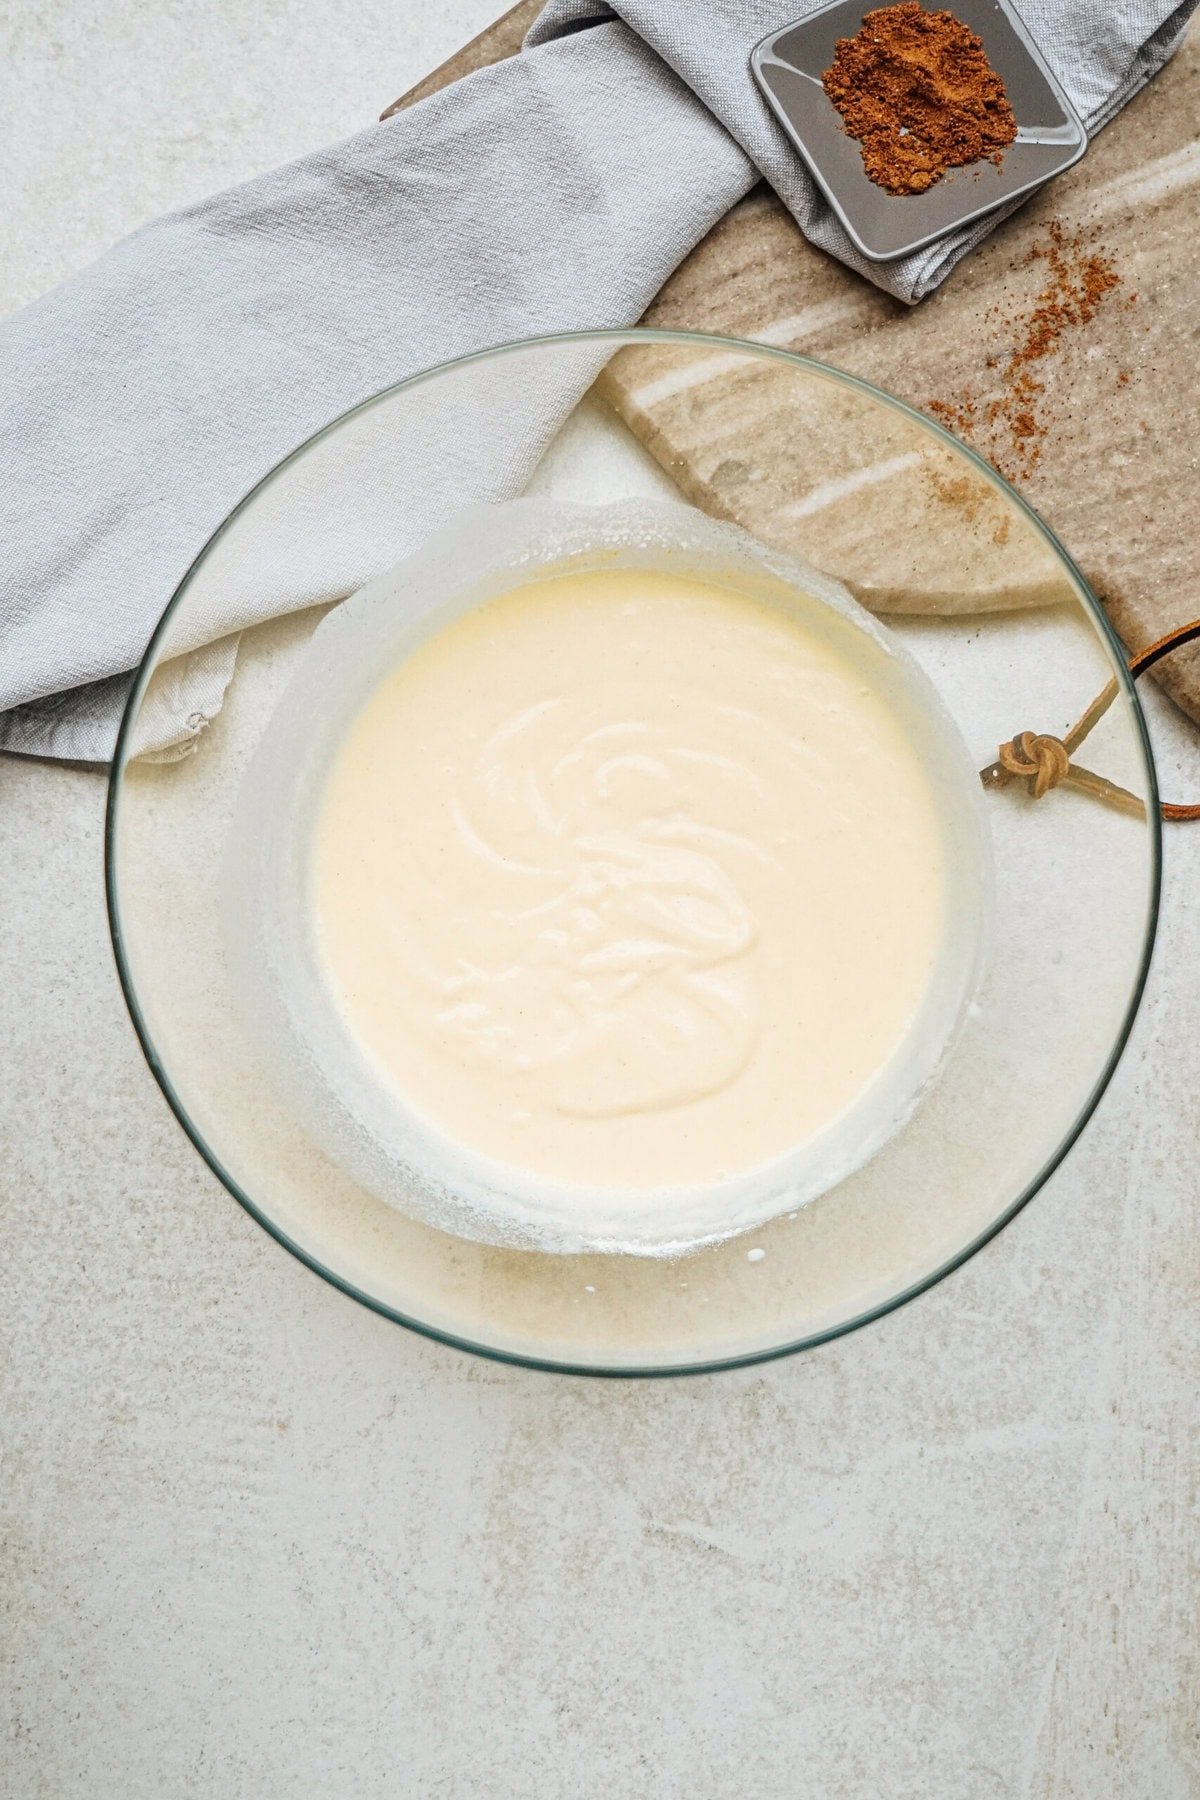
(104, 326, 1163, 1379)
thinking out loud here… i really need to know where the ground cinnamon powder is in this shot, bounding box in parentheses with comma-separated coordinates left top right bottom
(822, 3, 1017, 196)
(928, 220, 1124, 479)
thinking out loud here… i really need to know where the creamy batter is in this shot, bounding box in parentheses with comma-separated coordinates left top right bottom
(310, 565, 951, 1199)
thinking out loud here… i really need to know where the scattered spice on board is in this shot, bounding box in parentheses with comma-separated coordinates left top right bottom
(928, 221, 1125, 481)
(926, 469, 983, 521)
(924, 464, 1011, 545)
(822, 3, 1017, 196)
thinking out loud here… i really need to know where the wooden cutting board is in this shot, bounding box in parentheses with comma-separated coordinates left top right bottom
(386, 3, 1200, 724)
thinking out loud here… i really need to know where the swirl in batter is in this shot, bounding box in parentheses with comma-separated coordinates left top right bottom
(311, 566, 948, 1195)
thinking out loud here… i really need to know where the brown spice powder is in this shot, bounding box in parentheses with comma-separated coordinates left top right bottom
(924, 462, 1011, 545)
(928, 221, 1124, 480)
(822, 3, 1017, 196)
(926, 469, 983, 521)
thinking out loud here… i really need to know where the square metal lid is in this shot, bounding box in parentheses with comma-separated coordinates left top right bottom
(751, 0, 1086, 262)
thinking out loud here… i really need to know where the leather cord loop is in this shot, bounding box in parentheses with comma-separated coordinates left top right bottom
(1126, 619, 1200, 821)
(981, 617, 1200, 822)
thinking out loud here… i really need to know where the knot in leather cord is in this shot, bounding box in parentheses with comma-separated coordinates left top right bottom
(981, 616, 1200, 823)
(998, 730, 1070, 799)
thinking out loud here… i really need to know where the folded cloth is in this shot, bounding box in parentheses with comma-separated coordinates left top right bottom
(1, 0, 1193, 760)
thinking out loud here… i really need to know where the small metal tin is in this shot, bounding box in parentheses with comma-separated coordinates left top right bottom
(751, 0, 1087, 262)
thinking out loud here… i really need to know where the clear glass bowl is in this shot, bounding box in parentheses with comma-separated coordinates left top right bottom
(106, 330, 1160, 1375)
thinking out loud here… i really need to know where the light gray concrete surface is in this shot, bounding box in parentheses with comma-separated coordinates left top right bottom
(3, 5, 1199, 1796)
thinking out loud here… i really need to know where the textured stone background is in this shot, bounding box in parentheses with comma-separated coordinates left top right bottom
(2, 4, 1198, 1795)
